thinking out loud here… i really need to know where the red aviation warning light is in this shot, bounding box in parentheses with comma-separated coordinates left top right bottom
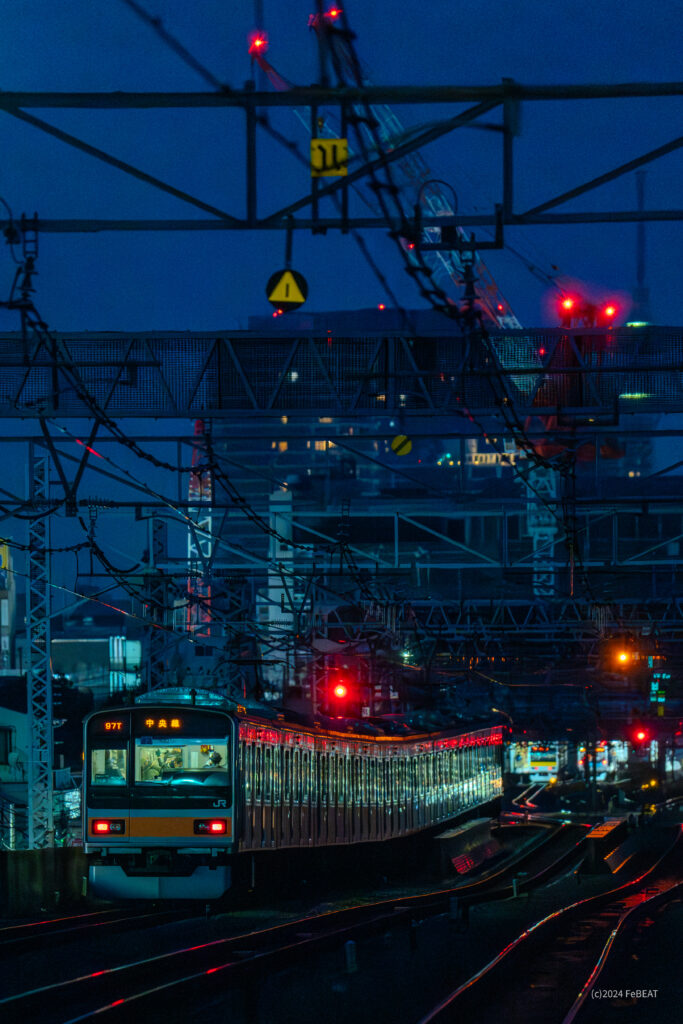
(326, 6, 343, 17)
(248, 31, 268, 57)
(597, 302, 618, 327)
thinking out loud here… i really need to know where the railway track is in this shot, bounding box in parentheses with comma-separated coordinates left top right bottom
(417, 825, 682, 1024)
(0, 906, 192, 956)
(0, 822, 588, 1023)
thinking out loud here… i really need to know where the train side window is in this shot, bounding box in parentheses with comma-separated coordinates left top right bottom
(292, 747, 301, 804)
(301, 749, 309, 802)
(264, 746, 272, 802)
(283, 747, 291, 802)
(254, 745, 262, 801)
(321, 753, 328, 803)
(272, 745, 281, 803)
(310, 749, 318, 803)
(329, 754, 337, 805)
(243, 744, 252, 801)
(90, 748, 127, 785)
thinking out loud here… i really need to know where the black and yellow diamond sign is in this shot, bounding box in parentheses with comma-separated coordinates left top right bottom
(310, 138, 348, 177)
(391, 434, 412, 456)
(266, 268, 308, 312)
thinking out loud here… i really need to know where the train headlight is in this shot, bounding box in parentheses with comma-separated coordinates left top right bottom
(194, 819, 227, 835)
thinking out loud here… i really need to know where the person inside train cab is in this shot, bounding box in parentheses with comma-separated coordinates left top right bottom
(141, 753, 162, 780)
(203, 751, 223, 769)
(104, 753, 125, 781)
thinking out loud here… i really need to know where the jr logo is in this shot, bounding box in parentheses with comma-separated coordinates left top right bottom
(212, 799, 227, 808)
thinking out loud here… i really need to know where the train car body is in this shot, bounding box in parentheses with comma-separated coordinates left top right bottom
(84, 691, 503, 899)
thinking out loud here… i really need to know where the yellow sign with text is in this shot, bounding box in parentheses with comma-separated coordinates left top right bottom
(310, 138, 348, 177)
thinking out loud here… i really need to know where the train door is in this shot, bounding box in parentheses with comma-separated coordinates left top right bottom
(299, 749, 309, 843)
(351, 755, 361, 842)
(383, 757, 393, 837)
(336, 752, 347, 842)
(328, 753, 338, 844)
(272, 745, 281, 848)
(319, 752, 329, 845)
(241, 741, 253, 849)
(447, 749, 456, 815)
(263, 745, 273, 847)
(291, 746, 300, 846)
(366, 757, 376, 841)
(252, 743, 263, 847)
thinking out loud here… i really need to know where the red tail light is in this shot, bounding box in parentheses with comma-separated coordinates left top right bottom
(194, 819, 227, 835)
(92, 819, 125, 835)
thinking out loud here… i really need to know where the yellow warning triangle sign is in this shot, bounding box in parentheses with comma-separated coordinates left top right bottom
(268, 271, 306, 304)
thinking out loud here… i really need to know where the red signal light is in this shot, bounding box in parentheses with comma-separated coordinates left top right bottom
(604, 304, 617, 318)
(333, 683, 348, 699)
(636, 730, 647, 741)
(561, 297, 575, 311)
(326, 6, 343, 17)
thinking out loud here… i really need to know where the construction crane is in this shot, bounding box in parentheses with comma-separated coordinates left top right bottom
(249, 13, 521, 328)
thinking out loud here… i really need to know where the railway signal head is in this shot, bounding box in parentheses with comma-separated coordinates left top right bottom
(630, 724, 651, 751)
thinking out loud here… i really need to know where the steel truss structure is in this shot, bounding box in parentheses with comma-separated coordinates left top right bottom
(26, 450, 53, 849)
(1, 326, 683, 419)
(0, 82, 681, 236)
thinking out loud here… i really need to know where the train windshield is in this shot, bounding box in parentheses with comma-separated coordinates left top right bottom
(90, 748, 128, 786)
(132, 709, 231, 787)
(135, 739, 229, 785)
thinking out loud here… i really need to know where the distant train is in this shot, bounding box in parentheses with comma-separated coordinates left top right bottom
(84, 689, 504, 899)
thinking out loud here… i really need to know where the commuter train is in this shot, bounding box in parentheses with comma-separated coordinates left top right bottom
(84, 689, 504, 899)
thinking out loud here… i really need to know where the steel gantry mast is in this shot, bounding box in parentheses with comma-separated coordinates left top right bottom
(26, 449, 54, 849)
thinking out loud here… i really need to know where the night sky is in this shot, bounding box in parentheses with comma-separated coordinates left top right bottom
(0, 0, 681, 331)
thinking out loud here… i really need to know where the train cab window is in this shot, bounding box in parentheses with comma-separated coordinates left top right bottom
(90, 748, 127, 785)
(135, 739, 229, 785)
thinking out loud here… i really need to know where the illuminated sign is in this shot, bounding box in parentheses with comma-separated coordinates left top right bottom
(143, 718, 182, 730)
(104, 721, 124, 731)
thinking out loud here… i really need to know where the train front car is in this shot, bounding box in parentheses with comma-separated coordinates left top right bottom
(84, 702, 236, 899)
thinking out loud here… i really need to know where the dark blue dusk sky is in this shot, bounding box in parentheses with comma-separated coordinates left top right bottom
(0, 0, 681, 330)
